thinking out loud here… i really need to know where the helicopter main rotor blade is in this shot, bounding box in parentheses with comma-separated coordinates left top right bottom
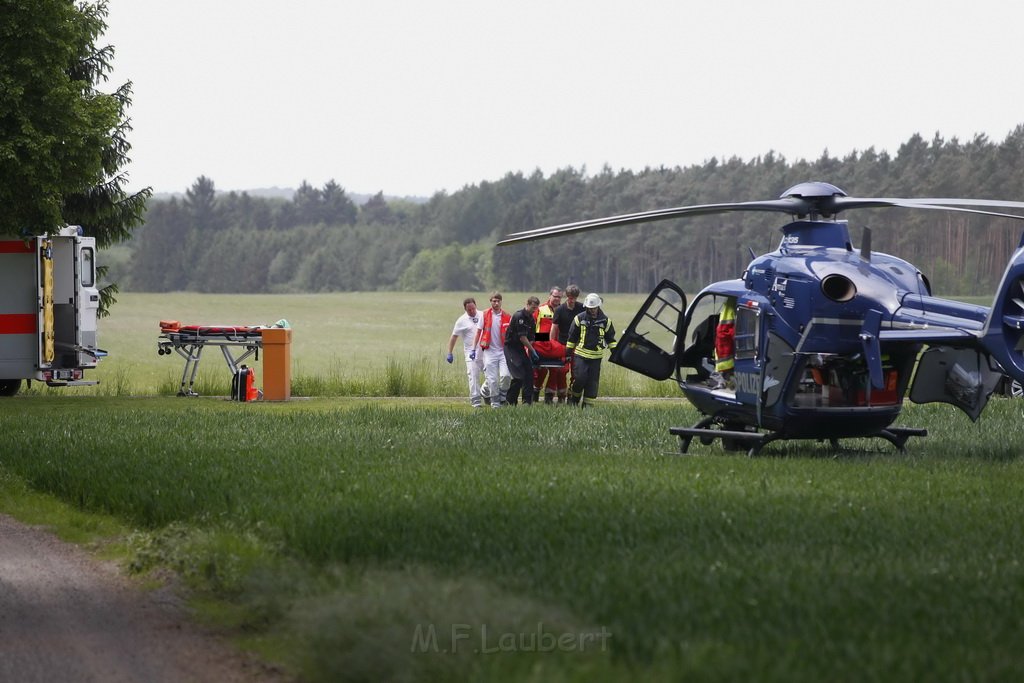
(497, 198, 812, 245)
(832, 196, 1024, 222)
(902, 198, 1024, 210)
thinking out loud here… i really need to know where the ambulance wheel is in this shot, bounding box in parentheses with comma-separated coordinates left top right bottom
(0, 379, 21, 397)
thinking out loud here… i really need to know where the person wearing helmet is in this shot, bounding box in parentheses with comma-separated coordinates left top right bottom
(564, 293, 617, 407)
(551, 284, 585, 403)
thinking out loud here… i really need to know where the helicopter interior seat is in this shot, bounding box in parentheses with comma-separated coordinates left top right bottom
(678, 314, 718, 381)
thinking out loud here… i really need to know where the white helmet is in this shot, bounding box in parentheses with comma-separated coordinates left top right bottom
(584, 293, 602, 309)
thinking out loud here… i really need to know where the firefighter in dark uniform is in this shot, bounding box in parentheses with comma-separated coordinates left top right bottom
(565, 293, 617, 408)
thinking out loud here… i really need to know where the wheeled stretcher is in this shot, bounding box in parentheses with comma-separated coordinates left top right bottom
(157, 321, 264, 396)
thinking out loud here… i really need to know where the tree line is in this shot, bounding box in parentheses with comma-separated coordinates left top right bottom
(126, 127, 1024, 297)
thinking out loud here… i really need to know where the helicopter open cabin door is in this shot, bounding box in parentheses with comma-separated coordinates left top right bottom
(908, 346, 1003, 421)
(610, 279, 686, 381)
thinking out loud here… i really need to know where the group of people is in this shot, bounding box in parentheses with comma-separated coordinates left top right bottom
(446, 285, 617, 408)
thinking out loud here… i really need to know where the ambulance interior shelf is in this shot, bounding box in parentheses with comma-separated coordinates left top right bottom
(157, 320, 285, 397)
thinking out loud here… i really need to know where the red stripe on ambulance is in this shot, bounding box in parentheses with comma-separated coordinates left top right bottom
(0, 241, 35, 254)
(0, 314, 36, 334)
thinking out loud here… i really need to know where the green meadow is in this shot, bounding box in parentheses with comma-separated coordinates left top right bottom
(22, 291, 671, 397)
(3, 393, 1024, 681)
(6, 291, 1024, 681)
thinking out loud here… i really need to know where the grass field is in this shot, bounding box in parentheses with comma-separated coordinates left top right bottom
(3, 393, 1024, 681)
(21, 291, 673, 397)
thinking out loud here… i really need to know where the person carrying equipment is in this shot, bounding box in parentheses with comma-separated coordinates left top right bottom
(505, 296, 541, 405)
(532, 287, 568, 403)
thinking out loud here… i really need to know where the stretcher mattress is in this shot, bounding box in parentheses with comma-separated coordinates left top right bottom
(159, 320, 263, 338)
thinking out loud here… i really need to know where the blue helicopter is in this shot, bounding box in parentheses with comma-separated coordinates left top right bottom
(499, 182, 1024, 455)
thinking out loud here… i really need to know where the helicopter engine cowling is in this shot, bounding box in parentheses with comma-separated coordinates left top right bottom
(820, 273, 857, 303)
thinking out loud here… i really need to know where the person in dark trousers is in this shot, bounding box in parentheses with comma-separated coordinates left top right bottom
(550, 284, 584, 347)
(565, 293, 617, 408)
(532, 286, 566, 403)
(504, 296, 541, 405)
(551, 284, 585, 402)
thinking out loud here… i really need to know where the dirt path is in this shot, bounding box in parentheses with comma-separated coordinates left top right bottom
(0, 514, 290, 682)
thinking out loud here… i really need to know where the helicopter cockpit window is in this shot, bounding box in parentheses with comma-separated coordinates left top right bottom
(734, 305, 759, 361)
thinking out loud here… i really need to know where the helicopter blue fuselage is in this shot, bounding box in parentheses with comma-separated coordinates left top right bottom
(513, 181, 1024, 451)
(676, 220, 998, 439)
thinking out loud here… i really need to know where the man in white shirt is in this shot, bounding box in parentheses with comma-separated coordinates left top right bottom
(446, 297, 485, 407)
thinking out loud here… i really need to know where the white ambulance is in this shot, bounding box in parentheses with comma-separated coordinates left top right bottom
(0, 227, 102, 396)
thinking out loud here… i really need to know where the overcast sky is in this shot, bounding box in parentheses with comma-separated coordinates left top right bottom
(103, 0, 1024, 198)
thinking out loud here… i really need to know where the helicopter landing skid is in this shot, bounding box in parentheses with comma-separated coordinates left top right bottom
(876, 427, 928, 453)
(669, 421, 928, 456)
(670, 424, 765, 456)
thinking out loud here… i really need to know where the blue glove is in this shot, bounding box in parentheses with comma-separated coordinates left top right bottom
(469, 350, 476, 361)
(530, 350, 540, 363)
(446, 352, 454, 364)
